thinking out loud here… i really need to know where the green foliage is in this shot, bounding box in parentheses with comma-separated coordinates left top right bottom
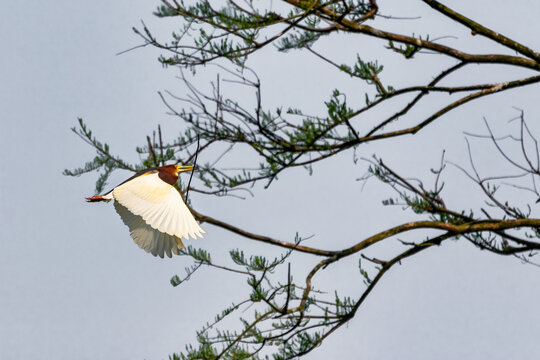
(358, 259, 372, 286)
(386, 34, 430, 59)
(63, 118, 136, 193)
(170, 246, 213, 286)
(150, 1, 295, 68)
(339, 56, 392, 96)
(277, 31, 320, 52)
(164, 234, 361, 359)
(325, 89, 353, 123)
(343, 56, 382, 79)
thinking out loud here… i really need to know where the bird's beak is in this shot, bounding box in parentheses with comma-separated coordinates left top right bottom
(177, 165, 194, 172)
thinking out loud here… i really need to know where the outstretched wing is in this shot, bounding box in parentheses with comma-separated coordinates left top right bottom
(113, 201, 184, 258)
(112, 172, 205, 240)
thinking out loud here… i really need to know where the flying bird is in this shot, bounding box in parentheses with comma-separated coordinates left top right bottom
(86, 164, 205, 258)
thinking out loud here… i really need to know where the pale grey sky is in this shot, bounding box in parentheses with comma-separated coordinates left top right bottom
(2, 1, 540, 359)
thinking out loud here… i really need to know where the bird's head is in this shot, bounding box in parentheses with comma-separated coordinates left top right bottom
(174, 164, 194, 174)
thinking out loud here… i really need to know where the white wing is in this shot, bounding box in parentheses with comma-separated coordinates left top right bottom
(112, 172, 205, 241)
(113, 201, 184, 258)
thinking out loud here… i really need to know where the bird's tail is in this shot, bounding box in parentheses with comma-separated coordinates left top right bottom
(86, 190, 113, 202)
(86, 195, 112, 202)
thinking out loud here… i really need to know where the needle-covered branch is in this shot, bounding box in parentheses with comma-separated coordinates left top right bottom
(67, 1, 540, 358)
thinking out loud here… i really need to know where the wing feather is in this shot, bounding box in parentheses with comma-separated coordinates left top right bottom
(139, 229, 151, 251)
(151, 232, 160, 257)
(164, 237, 172, 258)
(112, 172, 205, 241)
(113, 201, 185, 258)
(171, 241, 180, 255)
(157, 232, 164, 258)
(174, 236, 185, 250)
